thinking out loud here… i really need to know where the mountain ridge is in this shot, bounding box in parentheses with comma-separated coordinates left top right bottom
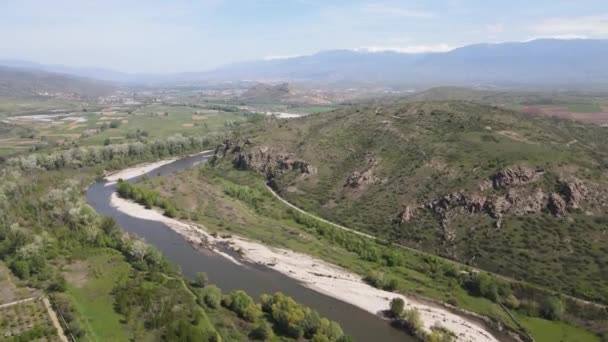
(2, 39, 608, 88)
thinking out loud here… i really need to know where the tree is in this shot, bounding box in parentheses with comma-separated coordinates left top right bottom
(250, 321, 273, 340)
(195, 272, 209, 288)
(10, 259, 30, 279)
(540, 296, 564, 321)
(202, 285, 222, 309)
(389, 297, 405, 318)
(104, 138, 111, 146)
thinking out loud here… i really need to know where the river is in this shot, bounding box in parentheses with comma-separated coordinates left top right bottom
(86, 152, 410, 342)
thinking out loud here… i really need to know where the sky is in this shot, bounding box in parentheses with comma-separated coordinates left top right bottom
(1, 0, 607, 73)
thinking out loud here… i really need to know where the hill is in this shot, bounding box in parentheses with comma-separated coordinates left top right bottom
(6, 39, 608, 88)
(0, 66, 115, 98)
(215, 101, 608, 303)
(199, 39, 608, 87)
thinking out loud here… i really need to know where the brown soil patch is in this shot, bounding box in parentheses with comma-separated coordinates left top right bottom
(63, 260, 89, 288)
(192, 115, 208, 120)
(182, 123, 194, 127)
(521, 105, 608, 125)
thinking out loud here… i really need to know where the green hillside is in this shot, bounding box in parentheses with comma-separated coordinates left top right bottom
(218, 101, 608, 303)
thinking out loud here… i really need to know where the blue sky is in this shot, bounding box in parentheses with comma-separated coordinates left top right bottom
(1, 0, 607, 73)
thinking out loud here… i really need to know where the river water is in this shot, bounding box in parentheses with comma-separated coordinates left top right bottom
(86, 153, 410, 341)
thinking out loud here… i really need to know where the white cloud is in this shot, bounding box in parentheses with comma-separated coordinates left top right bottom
(531, 14, 608, 37)
(356, 44, 455, 54)
(263, 54, 306, 60)
(360, 3, 437, 19)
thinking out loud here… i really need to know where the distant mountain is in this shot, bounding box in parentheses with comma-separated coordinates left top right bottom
(199, 39, 608, 87)
(3, 39, 608, 88)
(0, 66, 115, 97)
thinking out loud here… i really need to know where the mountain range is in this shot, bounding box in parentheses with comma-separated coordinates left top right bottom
(2, 39, 608, 88)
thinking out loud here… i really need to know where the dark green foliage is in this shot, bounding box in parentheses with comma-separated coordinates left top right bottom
(116, 180, 177, 218)
(249, 321, 273, 340)
(389, 297, 405, 318)
(260, 292, 347, 341)
(540, 296, 565, 321)
(200, 285, 222, 309)
(222, 290, 260, 322)
(165, 319, 214, 342)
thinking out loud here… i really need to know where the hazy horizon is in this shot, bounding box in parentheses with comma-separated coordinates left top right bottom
(2, 0, 608, 73)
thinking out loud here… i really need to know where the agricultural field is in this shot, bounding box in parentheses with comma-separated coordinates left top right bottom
(520, 104, 608, 125)
(0, 299, 61, 342)
(0, 103, 248, 159)
(0, 262, 63, 342)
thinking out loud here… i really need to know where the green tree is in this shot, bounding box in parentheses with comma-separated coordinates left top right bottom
(389, 297, 405, 318)
(250, 321, 273, 340)
(195, 272, 209, 288)
(540, 296, 564, 321)
(202, 285, 222, 309)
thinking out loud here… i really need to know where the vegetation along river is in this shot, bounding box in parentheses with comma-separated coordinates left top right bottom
(86, 152, 410, 342)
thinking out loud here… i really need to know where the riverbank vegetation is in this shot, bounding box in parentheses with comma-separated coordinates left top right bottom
(0, 146, 348, 341)
(134, 161, 606, 342)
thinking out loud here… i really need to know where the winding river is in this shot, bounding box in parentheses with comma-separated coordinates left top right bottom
(86, 152, 410, 342)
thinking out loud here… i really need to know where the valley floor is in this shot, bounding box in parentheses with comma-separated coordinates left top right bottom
(108, 161, 502, 341)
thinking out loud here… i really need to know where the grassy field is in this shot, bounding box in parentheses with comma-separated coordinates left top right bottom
(515, 313, 599, 342)
(136, 163, 601, 341)
(567, 103, 603, 113)
(0, 96, 88, 115)
(0, 103, 246, 159)
(63, 250, 134, 341)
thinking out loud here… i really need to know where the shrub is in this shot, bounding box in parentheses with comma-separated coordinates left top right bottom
(201, 285, 222, 309)
(540, 296, 564, 321)
(250, 321, 273, 340)
(389, 297, 405, 318)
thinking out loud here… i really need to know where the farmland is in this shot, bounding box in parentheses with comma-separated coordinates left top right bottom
(0, 262, 64, 342)
(521, 104, 608, 125)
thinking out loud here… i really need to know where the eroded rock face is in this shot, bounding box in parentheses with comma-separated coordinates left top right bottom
(398, 165, 602, 236)
(548, 193, 568, 217)
(560, 178, 588, 209)
(481, 165, 545, 190)
(214, 140, 316, 180)
(345, 170, 378, 188)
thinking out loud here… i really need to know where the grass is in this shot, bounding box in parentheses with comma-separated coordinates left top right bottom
(64, 249, 134, 342)
(515, 313, 599, 342)
(227, 101, 608, 304)
(135, 163, 600, 341)
(567, 103, 602, 113)
(0, 103, 246, 159)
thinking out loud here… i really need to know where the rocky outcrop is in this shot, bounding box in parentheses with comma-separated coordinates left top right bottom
(560, 177, 588, 209)
(481, 165, 544, 190)
(398, 166, 601, 234)
(214, 140, 316, 180)
(547, 193, 568, 217)
(344, 170, 378, 188)
(397, 206, 415, 223)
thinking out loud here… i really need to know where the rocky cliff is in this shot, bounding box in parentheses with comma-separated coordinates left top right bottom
(213, 140, 316, 181)
(397, 165, 606, 233)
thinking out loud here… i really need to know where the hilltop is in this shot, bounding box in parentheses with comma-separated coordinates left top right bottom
(0, 66, 114, 98)
(215, 101, 608, 303)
